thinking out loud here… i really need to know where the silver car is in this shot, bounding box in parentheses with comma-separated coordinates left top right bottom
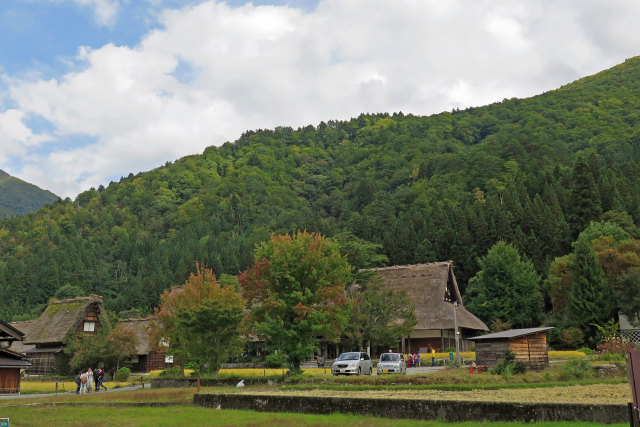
(376, 352, 406, 374)
(331, 352, 373, 375)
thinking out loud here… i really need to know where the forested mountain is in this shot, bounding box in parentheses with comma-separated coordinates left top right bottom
(1, 56, 640, 322)
(0, 170, 59, 220)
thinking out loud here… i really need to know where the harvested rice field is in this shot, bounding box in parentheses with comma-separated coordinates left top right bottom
(239, 383, 630, 405)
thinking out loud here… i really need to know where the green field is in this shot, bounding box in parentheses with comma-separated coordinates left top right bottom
(0, 384, 629, 426)
(0, 405, 626, 427)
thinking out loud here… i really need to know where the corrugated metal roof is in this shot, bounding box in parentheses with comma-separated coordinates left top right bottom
(468, 327, 554, 340)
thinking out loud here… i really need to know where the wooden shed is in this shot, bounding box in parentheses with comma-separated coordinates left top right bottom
(0, 320, 31, 394)
(469, 327, 554, 370)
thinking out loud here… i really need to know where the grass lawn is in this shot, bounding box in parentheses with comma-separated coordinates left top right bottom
(0, 405, 626, 427)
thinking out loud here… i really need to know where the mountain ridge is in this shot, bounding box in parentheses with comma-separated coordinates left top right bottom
(1, 56, 639, 321)
(0, 170, 59, 220)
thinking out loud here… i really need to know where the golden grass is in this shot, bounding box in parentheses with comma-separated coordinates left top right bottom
(20, 381, 133, 393)
(548, 351, 588, 359)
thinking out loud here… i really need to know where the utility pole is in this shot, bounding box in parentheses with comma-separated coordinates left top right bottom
(454, 301, 461, 367)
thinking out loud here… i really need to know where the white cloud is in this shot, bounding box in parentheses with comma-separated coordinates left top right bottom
(0, 109, 52, 163)
(3, 0, 640, 197)
(71, 0, 120, 26)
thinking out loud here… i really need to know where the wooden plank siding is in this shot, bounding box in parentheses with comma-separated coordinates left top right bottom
(474, 341, 510, 367)
(474, 332, 549, 370)
(509, 333, 549, 370)
(0, 368, 20, 394)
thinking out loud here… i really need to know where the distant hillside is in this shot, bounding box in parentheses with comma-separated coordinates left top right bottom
(1, 56, 640, 320)
(0, 170, 59, 219)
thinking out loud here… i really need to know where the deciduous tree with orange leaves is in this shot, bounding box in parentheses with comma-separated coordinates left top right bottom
(152, 264, 245, 374)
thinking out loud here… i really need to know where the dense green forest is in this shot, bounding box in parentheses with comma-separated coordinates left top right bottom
(2, 57, 640, 338)
(0, 170, 59, 220)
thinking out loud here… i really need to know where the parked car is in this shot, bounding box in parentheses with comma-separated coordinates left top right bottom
(376, 352, 406, 374)
(331, 352, 373, 375)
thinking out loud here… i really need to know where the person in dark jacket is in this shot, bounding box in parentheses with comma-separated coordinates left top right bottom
(74, 371, 82, 394)
(97, 368, 107, 391)
(92, 368, 100, 392)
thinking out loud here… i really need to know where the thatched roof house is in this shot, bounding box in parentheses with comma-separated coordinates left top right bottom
(117, 318, 173, 372)
(7, 321, 37, 354)
(368, 262, 488, 354)
(0, 319, 31, 394)
(10, 295, 109, 374)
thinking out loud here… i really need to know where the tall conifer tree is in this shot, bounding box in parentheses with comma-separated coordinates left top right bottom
(566, 238, 614, 345)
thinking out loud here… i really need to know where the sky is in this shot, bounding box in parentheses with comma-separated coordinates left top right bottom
(1, 1, 640, 198)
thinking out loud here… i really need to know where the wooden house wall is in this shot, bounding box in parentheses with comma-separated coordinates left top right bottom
(147, 350, 172, 372)
(26, 352, 57, 375)
(508, 332, 549, 370)
(476, 341, 509, 366)
(474, 341, 510, 367)
(75, 305, 102, 335)
(0, 368, 21, 394)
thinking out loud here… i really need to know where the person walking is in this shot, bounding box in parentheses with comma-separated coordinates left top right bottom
(74, 371, 82, 394)
(93, 368, 100, 392)
(80, 370, 88, 394)
(417, 352, 421, 367)
(87, 368, 94, 392)
(97, 368, 107, 391)
(431, 347, 436, 367)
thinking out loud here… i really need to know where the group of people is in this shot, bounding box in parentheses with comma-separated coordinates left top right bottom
(405, 347, 438, 368)
(74, 367, 107, 394)
(405, 352, 421, 367)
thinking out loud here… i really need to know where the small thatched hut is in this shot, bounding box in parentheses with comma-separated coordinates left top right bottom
(117, 318, 173, 372)
(10, 295, 109, 374)
(366, 262, 488, 354)
(469, 327, 554, 370)
(0, 320, 31, 394)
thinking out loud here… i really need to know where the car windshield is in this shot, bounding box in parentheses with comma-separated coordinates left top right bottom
(380, 354, 400, 362)
(337, 352, 360, 361)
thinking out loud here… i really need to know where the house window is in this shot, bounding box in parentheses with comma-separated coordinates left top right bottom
(165, 355, 174, 363)
(83, 321, 96, 332)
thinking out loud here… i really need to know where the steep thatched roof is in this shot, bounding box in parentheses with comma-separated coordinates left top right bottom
(367, 262, 488, 332)
(117, 318, 155, 355)
(7, 320, 36, 354)
(21, 295, 107, 345)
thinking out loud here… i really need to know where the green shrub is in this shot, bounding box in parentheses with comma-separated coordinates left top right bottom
(444, 347, 456, 353)
(578, 347, 595, 355)
(491, 350, 528, 376)
(158, 366, 184, 379)
(114, 367, 131, 382)
(559, 359, 593, 380)
(265, 353, 286, 368)
(513, 360, 528, 374)
(593, 352, 626, 362)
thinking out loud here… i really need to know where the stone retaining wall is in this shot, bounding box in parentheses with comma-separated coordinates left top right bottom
(194, 393, 627, 424)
